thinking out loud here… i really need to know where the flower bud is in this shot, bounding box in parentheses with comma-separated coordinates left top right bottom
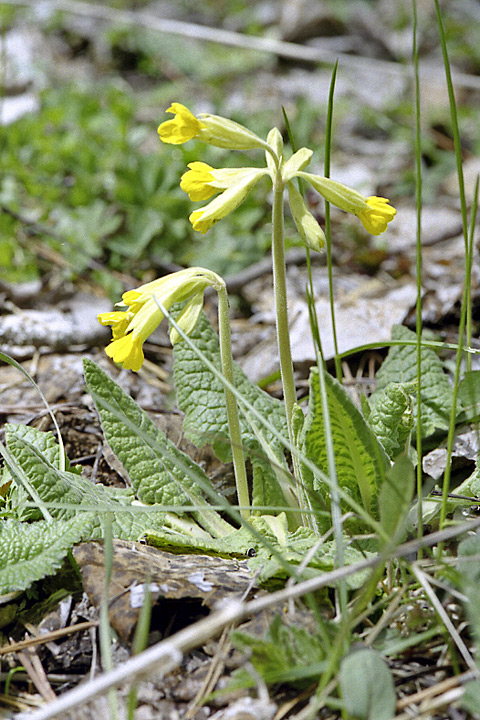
(288, 183, 325, 253)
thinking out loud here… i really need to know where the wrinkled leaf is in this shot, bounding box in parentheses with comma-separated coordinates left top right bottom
(339, 648, 396, 720)
(368, 381, 415, 459)
(173, 311, 289, 510)
(83, 358, 231, 538)
(5, 423, 164, 541)
(370, 325, 454, 437)
(298, 367, 389, 531)
(0, 516, 94, 594)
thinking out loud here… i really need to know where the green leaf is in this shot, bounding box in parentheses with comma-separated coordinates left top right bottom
(462, 680, 480, 716)
(370, 325, 453, 437)
(4, 423, 164, 541)
(173, 312, 289, 510)
(83, 359, 232, 538)
(458, 533, 480, 646)
(378, 454, 415, 545)
(368, 381, 415, 459)
(339, 648, 396, 720)
(0, 516, 94, 594)
(298, 368, 389, 530)
(230, 614, 328, 689)
(5, 423, 80, 520)
(457, 371, 480, 423)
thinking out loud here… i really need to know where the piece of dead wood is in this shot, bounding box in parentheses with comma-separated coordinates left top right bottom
(73, 540, 255, 643)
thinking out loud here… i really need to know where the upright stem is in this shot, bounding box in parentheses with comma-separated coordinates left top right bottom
(217, 284, 250, 520)
(271, 175, 307, 519)
(272, 177, 297, 427)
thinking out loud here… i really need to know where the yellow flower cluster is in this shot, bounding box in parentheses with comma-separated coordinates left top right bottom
(98, 268, 223, 371)
(157, 102, 397, 246)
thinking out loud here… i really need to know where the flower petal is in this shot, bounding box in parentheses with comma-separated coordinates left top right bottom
(157, 103, 205, 145)
(105, 335, 144, 372)
(188, 170, 266, 233)
(180, 162, 218, 201)
(358, 197, 397, 235)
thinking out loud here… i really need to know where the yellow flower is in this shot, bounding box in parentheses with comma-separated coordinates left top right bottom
(157, 103, 205, 145)
(98, 268, 224, 371)
(158, 102, 269, 151)
(188, 168, 268, 233)
(180, 162, 266, 203)
(181, 162, 218, 202)
(98, 310, 133, 339)
(297, 172, 396, 235)
(357, 197, 397, 236)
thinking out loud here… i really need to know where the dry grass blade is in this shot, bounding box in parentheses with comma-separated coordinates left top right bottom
(16, 646, 57, 703)
(0, 622, 98, 657)
(411, 564, 478, 674)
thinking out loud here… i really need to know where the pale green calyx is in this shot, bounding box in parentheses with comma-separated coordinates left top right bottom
(282, 147, 313, 183)
(288, 182, 325, 253)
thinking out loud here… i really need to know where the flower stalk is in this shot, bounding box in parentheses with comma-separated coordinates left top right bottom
(217, 285, 250, 519)
(271, 171, 310, 521)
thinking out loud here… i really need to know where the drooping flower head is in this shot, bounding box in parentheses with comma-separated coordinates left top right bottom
(297, 173, 397, 236)
(98, 268, 224, 371)
(157, 102, 397, 244)
(158, 103, 270, 152)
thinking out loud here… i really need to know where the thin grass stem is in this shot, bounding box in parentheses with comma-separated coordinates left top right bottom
(324, 61, 342, 382)
(412, 0, 424, 548)
(465, 175, 479, 373)
(434, 0, 472, 534)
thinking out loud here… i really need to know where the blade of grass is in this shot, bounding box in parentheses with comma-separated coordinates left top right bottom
(434, 0, 473, 534)
(466, 175, 479, 374)
(99, 512, 118, 720)
(412, 0, 424, 548)
(324, 60, 342, 383)
(0, 352, 65, 472)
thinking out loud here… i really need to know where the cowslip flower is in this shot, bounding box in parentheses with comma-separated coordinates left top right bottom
(186, 166, 269, 234)
(158, 103, 269, 152)
(158, 102, 396, 242)
(98, 268, 224, 371)
(297, 173, 396, 236)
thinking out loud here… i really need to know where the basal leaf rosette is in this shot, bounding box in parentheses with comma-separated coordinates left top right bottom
(98, 268, 224, 371)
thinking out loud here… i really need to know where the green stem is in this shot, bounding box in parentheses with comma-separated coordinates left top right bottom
(271, 174, 308, 521)
(217, 284, 250, 520)
(272, 177, 296, 427)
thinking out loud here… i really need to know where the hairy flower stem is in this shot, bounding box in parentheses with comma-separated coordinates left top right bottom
(217, 285, 250, 520)
(271, 176, 308, 522)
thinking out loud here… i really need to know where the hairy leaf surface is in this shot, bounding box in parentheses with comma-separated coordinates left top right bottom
(83, 359, 231, 538)
(368, 381, 415, 458)
(0, 516, 94, 594)
(298, 368, 389, 530)
(173, 312, 289, 510)
(5, 423, 164, 540)
(370, 325, 453, 437)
